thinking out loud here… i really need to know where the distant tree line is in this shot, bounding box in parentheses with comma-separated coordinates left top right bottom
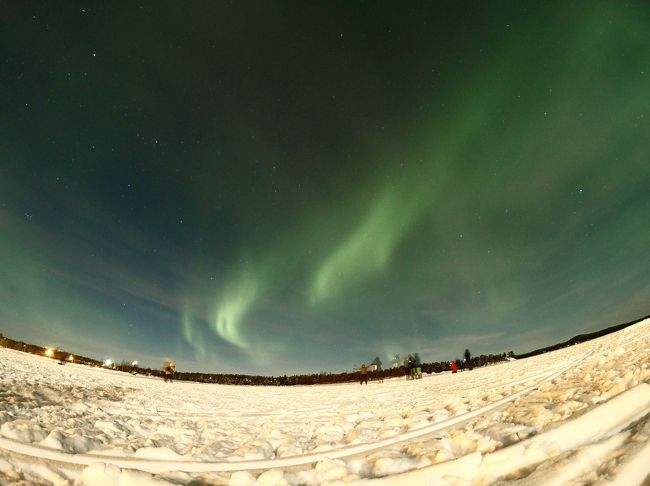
(3, 313, 646, 386)
(512, 314, 648, 359)
(0, 334, 102, 367)
(148, 352, 514, 386)
(0, 332, 512, 385)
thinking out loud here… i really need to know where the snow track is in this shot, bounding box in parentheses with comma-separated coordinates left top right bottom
(357, 383, 650, 485)
(0, 318, 649, 484)
(0, 355, 584, 473)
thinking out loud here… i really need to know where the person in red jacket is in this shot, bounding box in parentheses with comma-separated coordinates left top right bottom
(450, 360, 458, 373)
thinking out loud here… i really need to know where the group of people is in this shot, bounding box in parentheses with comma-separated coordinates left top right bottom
(163, 350, 473, 385)
(450, 349, 473, 373)
(359, 349, 473, 383)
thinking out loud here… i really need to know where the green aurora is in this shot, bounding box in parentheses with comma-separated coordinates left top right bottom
(1, 2, 649, 374)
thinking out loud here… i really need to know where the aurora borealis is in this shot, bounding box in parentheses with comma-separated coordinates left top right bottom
(1, 2, 649, 375)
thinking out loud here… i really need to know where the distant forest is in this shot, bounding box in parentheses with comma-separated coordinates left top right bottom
(511, 314, 649, 359)
(1, 313, 647, 386)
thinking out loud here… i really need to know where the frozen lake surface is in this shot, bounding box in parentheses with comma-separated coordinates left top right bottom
(1, 318, 649, 485)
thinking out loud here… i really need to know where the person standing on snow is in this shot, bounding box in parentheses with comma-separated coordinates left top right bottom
(405, 355, 413, 379)
(464, 349, 472, 370)
(359, 364, 368, 385)
(164, 361, 175, 382)
(372, 356, 384, 383)
(450, 360, 458, 373)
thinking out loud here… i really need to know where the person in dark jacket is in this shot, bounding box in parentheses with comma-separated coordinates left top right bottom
(464, 349, 472, 370)
(405, 355, 414, 379)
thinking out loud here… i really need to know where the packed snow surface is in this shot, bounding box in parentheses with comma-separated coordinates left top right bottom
(1, 318, 649, 485)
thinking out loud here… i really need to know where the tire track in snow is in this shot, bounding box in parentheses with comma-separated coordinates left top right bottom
(357, 383, 650, 485)
(0, 351, 589, 474)
(94, 368, 554, 422)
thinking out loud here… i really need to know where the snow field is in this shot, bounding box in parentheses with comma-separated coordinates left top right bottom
(0, 318, 648, 485)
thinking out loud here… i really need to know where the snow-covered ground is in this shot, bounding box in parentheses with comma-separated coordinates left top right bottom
(1, 319, 649, 486)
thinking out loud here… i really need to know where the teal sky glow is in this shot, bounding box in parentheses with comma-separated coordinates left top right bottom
(1, 2, 649, 374)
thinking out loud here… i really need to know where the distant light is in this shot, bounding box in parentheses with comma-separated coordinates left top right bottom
(45, 348, 55, 357)
(132, 360, 139, 367)
(103, 359, 113, 367)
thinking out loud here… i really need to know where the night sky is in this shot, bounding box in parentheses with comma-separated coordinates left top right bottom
(2, 2, 649, 375)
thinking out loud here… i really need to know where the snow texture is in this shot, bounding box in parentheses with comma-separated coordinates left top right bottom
(0, 318, 649, 485)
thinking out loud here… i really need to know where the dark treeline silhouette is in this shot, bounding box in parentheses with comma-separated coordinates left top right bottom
(512, 314, 649, 359)
(0, 334, 171, 380)
(0, 332, 508, 385)
(113, 353, 511, 385)
(157, 353, 512, 386)
(2, 313, 647, 385)
(0, 334, 102, 367)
